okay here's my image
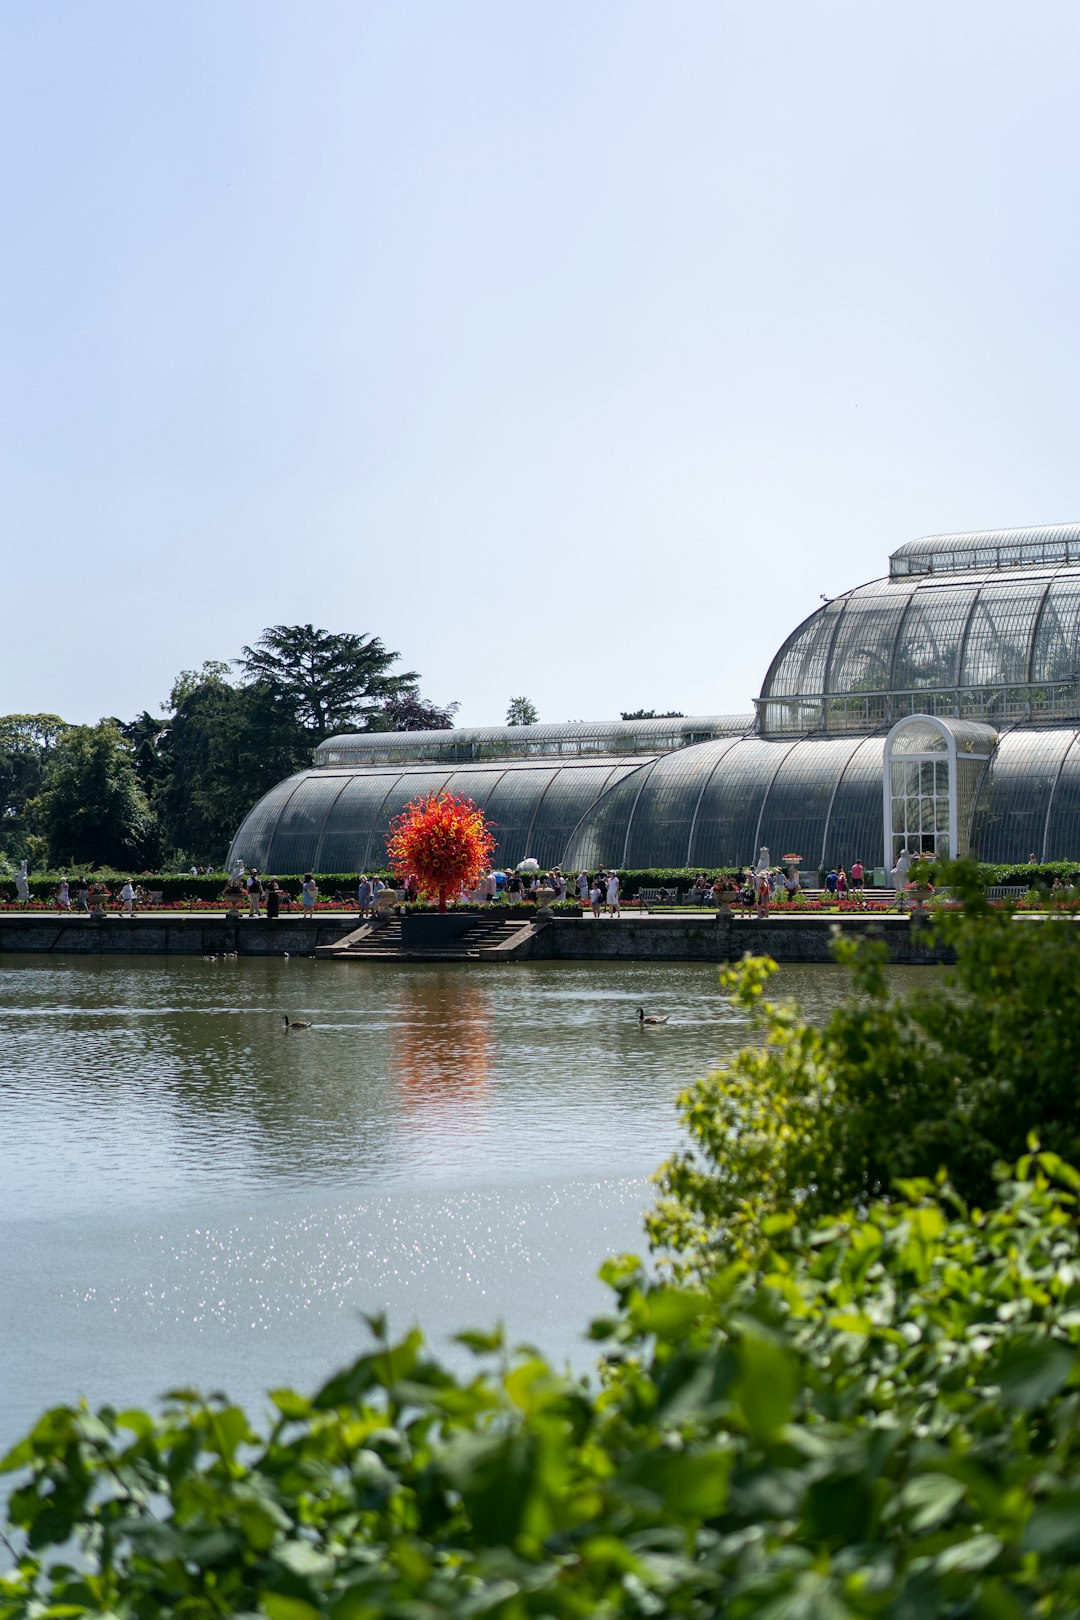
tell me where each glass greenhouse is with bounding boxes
[228,523,1080,873]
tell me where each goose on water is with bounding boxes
[282,1015,313,1031]
[637,1008,669,1025]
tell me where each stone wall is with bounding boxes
[525,915,954,966]
[0,912,955,966]
[0,916,343,956]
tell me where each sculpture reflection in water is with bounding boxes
[387,975,491,1118]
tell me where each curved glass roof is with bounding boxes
[759,558,1080,735]
[230,733,900,877]
[228,719,1080,876]
[314,716,753,767]
[561,735,886,870]
[228,756,657,874]
[891,523,1080,577]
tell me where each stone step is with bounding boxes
[319,911,540,962]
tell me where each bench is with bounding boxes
[986,885,1029,904]
[142,891,165,907]
[634,888,686,910]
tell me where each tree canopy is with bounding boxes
[506,696,538,726]
[33,723,156,869]
[240,625,419,740]
[0,623,459,869]
[620,708,685,720]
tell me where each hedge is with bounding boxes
[5,861,1080,907]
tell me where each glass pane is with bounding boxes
[970,731,1068,862]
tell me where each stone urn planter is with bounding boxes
[907,885,934,916]
[535,883,556,918]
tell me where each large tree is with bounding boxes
[33,722,156,869]
[157,671,309,862]
[0,713,71,859]
[239,625,419,740]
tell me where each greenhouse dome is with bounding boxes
[227,523,1080,874]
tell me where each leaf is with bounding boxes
[935,1532,1002,1573]
[630,1288,711,1340]
[454,1326,505,1355]
[1022,1490,1080,1554]
[276,1540,335,1580]
[262,1595,324,1620]
[269,1389,312,1421]
[620,1448,731,1519]
[901,1473,967,1531]
[990,1336,1076,1410]
[733,1330,798,1439]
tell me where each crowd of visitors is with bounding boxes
[0,858,897,917]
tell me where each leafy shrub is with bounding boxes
[649,860,1080,1267]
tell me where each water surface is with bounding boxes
[0,954,926,1450]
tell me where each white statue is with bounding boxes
[14,860,29,902]
[757,845,770,871]
[230,857,246,882]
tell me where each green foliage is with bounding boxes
[7,872,394,903]
[0,714,71,859]
[157,675,310,862]
[650,860,1080,1267]
[240,625,419,741]
[9,1160,1080,1614]
[619,708,686,720]
[506,696,538,726]
[31,723,157,870]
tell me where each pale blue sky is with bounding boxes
[3,3,1079,728]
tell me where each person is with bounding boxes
[578,870,590,902]
[301,872,319,918]
[825,867,838,896]
[76,877,89,913]
[190,865,198,878]
[589,881,603,918]
[783,867,800,903]
[836,866,848,898]
[606,869,621,917]
[850,858,864,890]
[357,874,372,916]
[119,879,136,918]
[247,868,264,918]
[266,879,280,921]
[54,878,70,912]
[1029,852,1038,864]
[756,867,771,917]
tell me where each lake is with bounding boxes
[0,954,925,1453]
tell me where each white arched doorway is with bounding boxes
[883,715,997,869]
